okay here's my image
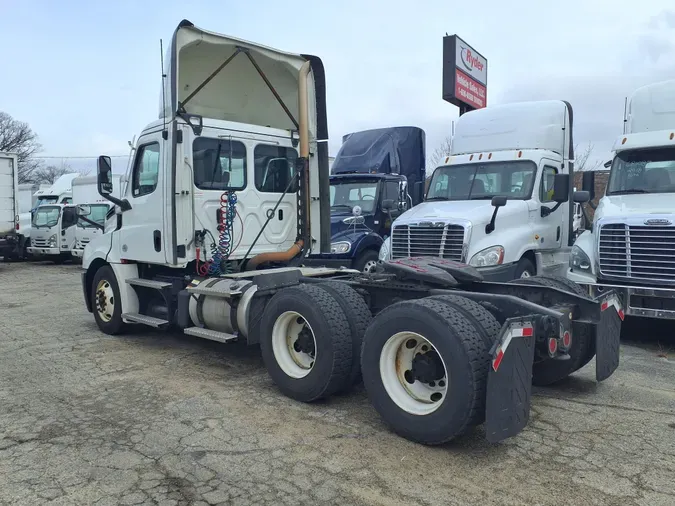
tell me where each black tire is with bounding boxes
[429,294,501,349]
[353,249,379,273]
[21,239,30,261]
[513,256,536,278]
[508,275,593,385]
[315,281,372,387]
[259,284,353,402]
[361,298,490,445]
[91,265,127,335]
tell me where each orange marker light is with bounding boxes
[621,137,627,144]
[479,153,483,160]
[518,151,522,158]
[470,154,474,161]
[488,153,492,159]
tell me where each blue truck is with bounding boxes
[309,126,426,271]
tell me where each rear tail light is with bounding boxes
[547,337,558,357]
[562,331,571,349]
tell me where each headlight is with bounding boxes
[469,246,504,267]
[331,241,351,254]
[569,245,591,271]
[48,234,57,247]
[379,236,391,262]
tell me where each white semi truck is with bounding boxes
[568,79,675,320]
[70,175,123,260]
[0,152,20,260]
[80,19,623,445]
[379,100,588,281]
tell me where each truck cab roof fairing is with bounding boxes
[159,20,319,137]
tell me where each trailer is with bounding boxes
[0,152,20,260]
[80,19,624,445]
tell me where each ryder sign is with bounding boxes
[443,35,488,112]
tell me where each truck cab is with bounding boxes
[380,100,586,280]
[27,203,79,262]
[316,126,425,272]
[568,79,675,320]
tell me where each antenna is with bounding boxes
[622,96,628,134]
[451,121,455,137]
[160,39,167,137]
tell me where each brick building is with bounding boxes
[574,170,610,220]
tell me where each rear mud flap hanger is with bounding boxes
[176,45,300,141]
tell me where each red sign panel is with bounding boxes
[455,68,486,110]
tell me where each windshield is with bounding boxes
[426,161,537,201]
[32,206,60,228]
[330,181,379,213]
[607,147,675,195]
[78,204,110,228]
[35,196,58,207]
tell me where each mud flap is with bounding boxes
[485,319,536,443]
[595,295,623,382]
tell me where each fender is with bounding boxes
[352,232,384,258]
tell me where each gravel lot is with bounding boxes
[1,261,674,506]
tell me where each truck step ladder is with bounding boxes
[122,313,169,328]
[184,327,238,343]
[187,284,242,299]
[126,278,172,289]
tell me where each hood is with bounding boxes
[330,212,372,236]
[596,194,675,220]
[394,199,528,226]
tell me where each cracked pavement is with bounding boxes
[1,261,674,505]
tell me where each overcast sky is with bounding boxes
[1,0,674,174]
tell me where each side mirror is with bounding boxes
[381,199,395,211]
[97,156,113,196]
[76,204,91,217]
[491,195,507,207]
[573,190,590,203]
[582,171,596,201]
[603,159,612,169]
[552,173,570,203]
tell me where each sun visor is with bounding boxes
[159,20,317,135]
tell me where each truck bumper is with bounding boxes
[567,269,675,320]
[27,246,61,256]
[477,262,518,282]
[71,248,84,259]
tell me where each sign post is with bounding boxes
[442,35,488,116]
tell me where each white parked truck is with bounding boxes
[379,100,589,280]
[28,203,79,262]
[70,175,122,259]
[17,175,78,260]
[568,79,675,320]
[0,152,20,260]
[80,19,623,445]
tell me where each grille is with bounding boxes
[599,223,675,283]
[32,238,48,247]
[391,223,465,261]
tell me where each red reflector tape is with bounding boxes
[492,350,504,372]
[618,309,625,321]
[601,301,609,311]
[522,326,534,337]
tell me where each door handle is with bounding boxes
[153,230,162,252]
[278,209,283,220]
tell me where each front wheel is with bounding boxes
[91,265,127,335]
[513,257,536,278]
[353,249,379,273]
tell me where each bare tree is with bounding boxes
[0,111,43,183]
[575,142,602,172]
[31,161,89,184]
[427,136,453,172]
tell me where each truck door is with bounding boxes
[531,162,564,250]
[61,206,78,251]
[117,131,167,263]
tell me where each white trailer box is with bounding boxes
[0,152,20,259]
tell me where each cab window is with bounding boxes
[193,138,247,191]
[131,142,160,197]
[254,145,298,193]
[540,166,558,203]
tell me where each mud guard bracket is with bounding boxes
[485,318,536,443]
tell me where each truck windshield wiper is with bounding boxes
[608,189,649,195]
[425,196,450,201]
[469,195,497,200]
